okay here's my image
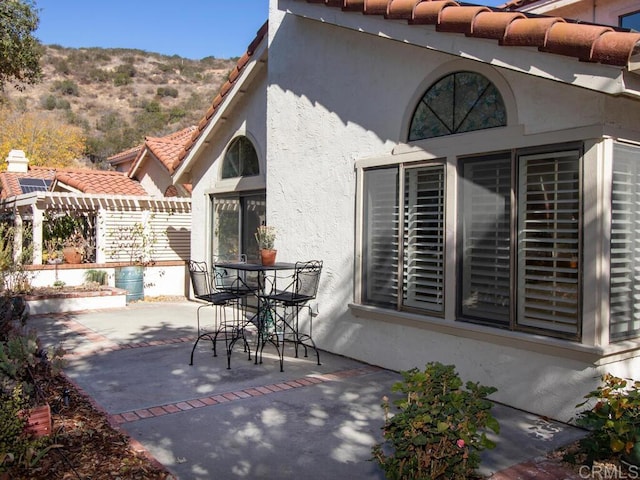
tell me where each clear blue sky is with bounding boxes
[34,0,507,60]
[34,0,270,60]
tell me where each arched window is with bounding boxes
[221,136,259,179]
[408,71,506,142]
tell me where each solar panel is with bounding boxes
[18,178,52,193]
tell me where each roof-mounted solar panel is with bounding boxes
[18,178,52,193]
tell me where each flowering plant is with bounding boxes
[255,225,276,250]
[372,362,499,479]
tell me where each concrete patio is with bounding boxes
[29,300,588,479]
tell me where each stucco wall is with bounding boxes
[266,5,640,421]
[137,157,172,197]
[189,67,268,264]
[524,0,639,27]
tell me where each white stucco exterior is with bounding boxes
[182,0,640,422]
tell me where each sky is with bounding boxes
[33,0,507,60]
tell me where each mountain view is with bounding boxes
[0,45,238,168]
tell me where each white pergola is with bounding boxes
[0,191,192,265]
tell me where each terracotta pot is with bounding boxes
[260,249,277,266]
[21,404,52,438]
[62,246,83,264]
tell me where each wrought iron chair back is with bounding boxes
[292,260,322,303]
[188,260,215,301]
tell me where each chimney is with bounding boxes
[6,150,29,173]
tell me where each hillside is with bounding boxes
[1,45,238,167]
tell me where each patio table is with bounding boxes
[214,261,296,368]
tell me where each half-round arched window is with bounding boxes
[221,136,259,179]
[408,71,506,142]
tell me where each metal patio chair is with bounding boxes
[259,260,323,371]
[188,260,249,369]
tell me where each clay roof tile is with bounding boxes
[363,0,389,15]
[541,22,614,61]
[591,31,640,67]
[469,11,526,40]
[502,16,565,46]
[386,0,429,20]
[411,1,461,26]
[438,5,492,34]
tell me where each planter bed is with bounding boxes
[25,287,127,315]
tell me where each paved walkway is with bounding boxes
[29,300,588,479]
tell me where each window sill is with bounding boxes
[349,303,640,365]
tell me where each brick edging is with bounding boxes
[112,365,383,425]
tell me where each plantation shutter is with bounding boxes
[402,164,445,312]
[461,155,511,324]
[363,168,399,307]
[517,150,580,338]
[610,142,640,341]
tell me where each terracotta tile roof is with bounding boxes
[0,166,55,199]
[106,144,142,166]
[139,125,197,175]
[53,169,147,195]
[301,0,640,67]
[0,165,148,199]
[176,21,269,168]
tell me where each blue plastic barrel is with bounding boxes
[114,266,144,303]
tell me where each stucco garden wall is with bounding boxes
[266,6,640,421]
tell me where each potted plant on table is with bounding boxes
[255,225,277,266]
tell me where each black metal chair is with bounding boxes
[188,260,249,369]
[259,260,323,371]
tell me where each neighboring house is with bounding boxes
[108,126,195,198]
[105,145,142,173]
[174,0,640,421]
[0,149,191,269]
[0,149,147,199]
[502,0,640,30]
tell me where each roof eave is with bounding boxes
[286,0,639,98]
[173,40,268,185]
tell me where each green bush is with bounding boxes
[156,87,178,98]
[372,362,499,480]
[53,79,79,96]
[40,95,56,110]
[575,373,640,465]
[113,72,131,86]
[0,385,47,473]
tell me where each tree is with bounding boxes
[0,107,86,169]
[0,0,43,91]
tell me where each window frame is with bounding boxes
[361,160,447,316]
[620,9,640,31]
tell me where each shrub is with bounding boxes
[40,95,56,110]
[83,270,107,286]
[0,385,47,473]
[575,373,640,466]
[53,80,80,97]
[53,79,79,96]
[113,72,131,86]
[156,87,178,98]
[372,362,499,480]
[115,63,136,78]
